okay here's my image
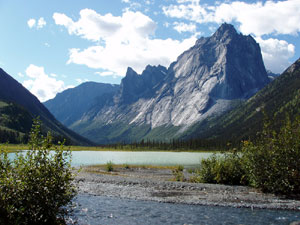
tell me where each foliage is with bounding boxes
[0,119,77,224]
[242,115,300,195]
[193,152,247,185]
[105,161,114,172]
[172,165,185,182]
[123,163,130,169]
[194,115,300,196]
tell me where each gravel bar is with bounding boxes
[75,167,300,211]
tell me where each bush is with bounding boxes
[242,116,300,195]
[123,163,130,169]
[194,152,247,185]
[195,115,300,196]
[0,119,77,224]
[106,161,114,172]
[172,165,185,182]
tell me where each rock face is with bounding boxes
[48,23,270,144]
[183,57,300,142]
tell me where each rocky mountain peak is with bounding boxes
[117,65,167,104]
[125,67,138,78]
[212,23,238,42]
[50,23,273,144]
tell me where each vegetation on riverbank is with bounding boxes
[193,115,300,196]
[0,119,77,224]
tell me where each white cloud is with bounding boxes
[76,78,89,84]
[95,71,115,77]
[54,9,197,75]
[163,0,300,36]
[163,0,300,73]
[255,37,295,73]
[37,17,46,29]
[27,17,46,29]
[27,19,36,28]
[23,64,72,102]
[173,22,196,33]
[18,72,24,77]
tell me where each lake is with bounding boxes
[9,151,215,167]
[70,151,214,167]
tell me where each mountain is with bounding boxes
[267,70,280,81]
[44,82,119,127]
[47,23,270,144]
[183,57,300,143]
[0,68,92,145]
[0,100,33,143]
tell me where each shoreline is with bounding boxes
[75,166,300,211]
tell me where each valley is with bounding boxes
[1,19,300,225]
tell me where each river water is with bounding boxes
[70,194,300,225]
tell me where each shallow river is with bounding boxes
[70,194,300,225]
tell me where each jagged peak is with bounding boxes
[125,67,138,77]
[212,23,238,41]
[143,64,167,74]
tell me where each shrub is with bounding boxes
[123,163,130,169]
[0,119,77,224]
[172,165,185,182]
[195,152,247,185]
[195,115,300,196]
[106,161,114,172]
[242,116,300,195]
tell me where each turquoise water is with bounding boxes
[9,151,214,167]
[70,151,214,166]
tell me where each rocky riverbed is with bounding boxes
[75,166,300,211]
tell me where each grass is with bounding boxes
[0,144,28,152]
[84,164,177,171]
[68,145,220,152]
[2,144,221,153]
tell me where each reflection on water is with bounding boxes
[70,194,300,225]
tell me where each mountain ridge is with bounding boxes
[0,68,93,145]
[44,82,119,127]
[182,57,300,143]
[45,23,270,144]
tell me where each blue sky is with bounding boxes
[0,0,299,102]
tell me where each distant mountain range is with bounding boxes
[44,82,119,127]
[0,68,92,145]
[45,23,274,144]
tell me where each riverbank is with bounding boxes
[75,166,300,211]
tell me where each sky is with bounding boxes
[0,0,300,102]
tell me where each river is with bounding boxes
[69,194,300,225]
